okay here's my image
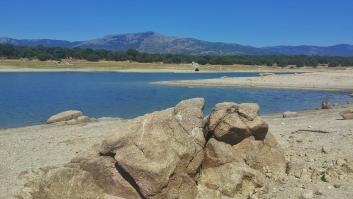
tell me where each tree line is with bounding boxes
[1,43,353,67]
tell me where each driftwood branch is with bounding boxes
[292,129,332,134]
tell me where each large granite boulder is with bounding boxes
[99,98,206,198]
[197,102,285,198]
[18,99,286,199]
[207,102,268,145]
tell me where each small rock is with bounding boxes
[321,146,329,154]
[282,111,298,118]
[249,193,259,199]
[301,190,314,199]
[333,184,341,188]
[314,190,323,195]
[322,173,331,182]
[336,159,346,166]
[339,109,353,120]
[47,110,83,124]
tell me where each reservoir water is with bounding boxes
[0,72,351,128]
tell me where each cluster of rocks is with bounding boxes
[47,110,91,125]
[19,98,287,199]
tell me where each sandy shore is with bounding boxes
[1,105,353,198]
[156,70,353,92]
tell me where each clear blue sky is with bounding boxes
[1,0,352,47]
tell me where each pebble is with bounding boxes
[301,190,314,199]
[314,190,323,196]
[336,159,346,166]
[322,173,331,182]
[321,146,329,154]
[334,184,341,188]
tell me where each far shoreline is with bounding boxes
[0,59,346,73]
[155,70,353,92]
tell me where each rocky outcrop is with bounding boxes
[47,110,91,124]
[19,99,286,199]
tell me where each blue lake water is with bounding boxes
[0,72,352,128]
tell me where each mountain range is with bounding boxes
[1,32,353,56]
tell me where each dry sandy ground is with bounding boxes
[156,70,353,91]
[263,104,353,199]
[0,118,124,199]
[0,105,353,199]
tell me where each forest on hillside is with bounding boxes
[1,44,353,67]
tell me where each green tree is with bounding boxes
[37,52,51,61]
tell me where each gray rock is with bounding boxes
[322,146,330,154]
[47,110,83,124]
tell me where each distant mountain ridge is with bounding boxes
[1,32,353,56]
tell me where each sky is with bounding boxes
[0,0,352,47]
